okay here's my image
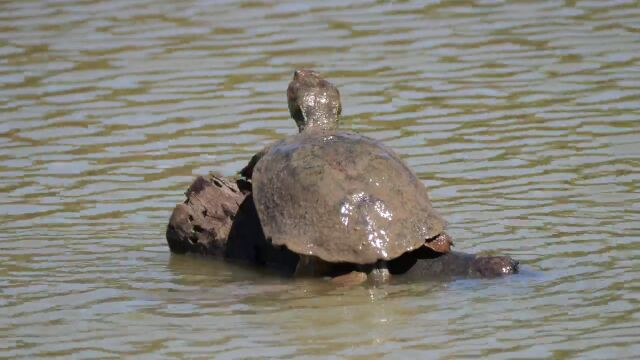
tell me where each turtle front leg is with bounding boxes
[240,145,272,179]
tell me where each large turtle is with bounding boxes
[241,70,453,282]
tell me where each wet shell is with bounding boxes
[252,130,446,264]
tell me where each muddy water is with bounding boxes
[1,0,639,358]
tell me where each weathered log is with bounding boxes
[166,174,243,256]
[166,173,300,275]
[166,174,518,279]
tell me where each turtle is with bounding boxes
[241,69,453,283]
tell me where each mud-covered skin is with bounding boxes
[287,69,342,132]
[241,69,341,178]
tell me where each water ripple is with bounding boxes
[1,0,639,358]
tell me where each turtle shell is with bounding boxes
[252,130,446,264]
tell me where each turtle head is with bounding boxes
[287,69,342,132]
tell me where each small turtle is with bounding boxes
[241,70,452,283]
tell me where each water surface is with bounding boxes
[1,0,639,358]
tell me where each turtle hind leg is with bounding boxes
[368,260,391,282]
[346,260,391,284]
[331,271,368,286]
[294,255,353,277]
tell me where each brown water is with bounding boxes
[1,0,639,358]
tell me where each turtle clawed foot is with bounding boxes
[472,255,519,277]
[330,271,368,287]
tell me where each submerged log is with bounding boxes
[166,174,518,279]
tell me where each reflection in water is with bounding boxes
[1,0,639,358]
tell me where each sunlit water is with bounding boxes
[1,0,639,358]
